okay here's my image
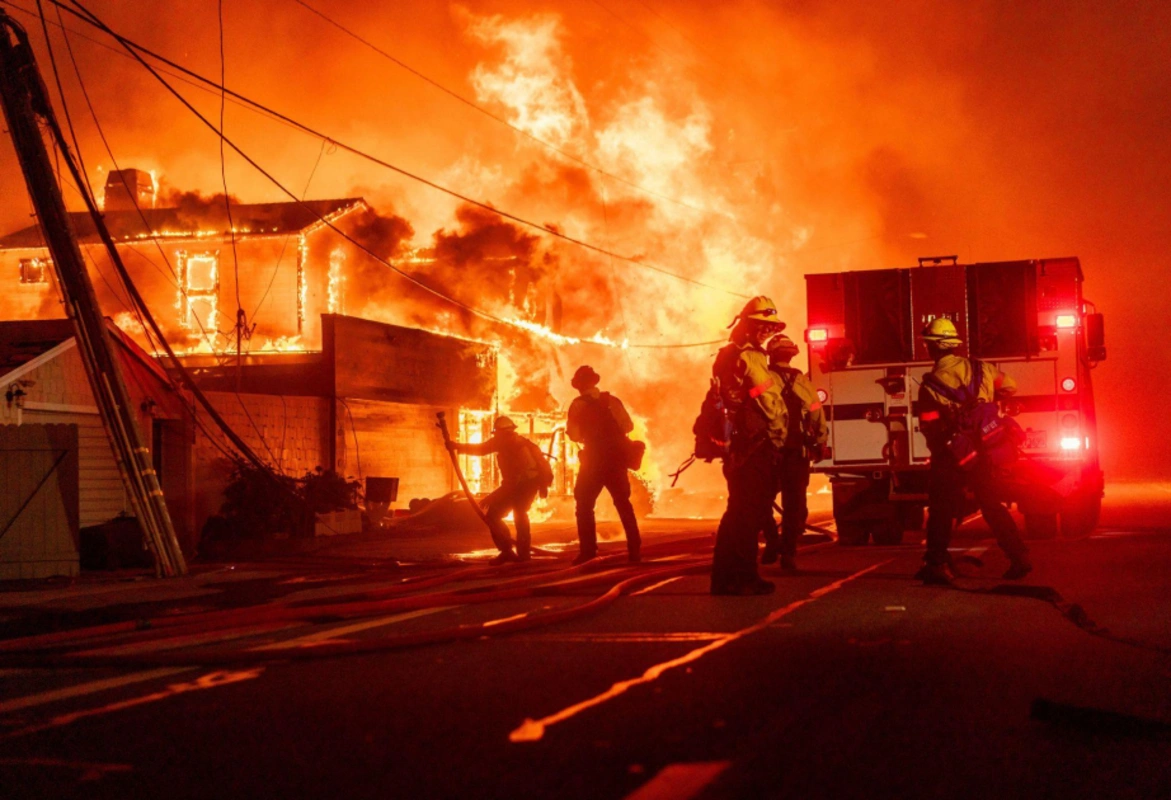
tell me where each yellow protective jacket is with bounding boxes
[713,340,788,449]
[772,366,829,450]
[458,433,542,487]
[917,354,1017,447]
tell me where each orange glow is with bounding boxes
[0,1,1165,486]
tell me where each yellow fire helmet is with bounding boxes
[729,295,785,330]
[920,317,963,348]
[767,333,800,361]
[493,416,518,433]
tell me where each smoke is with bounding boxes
[0,0,1165,479]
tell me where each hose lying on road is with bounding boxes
[0,558,712,669]
[0,537,718,660]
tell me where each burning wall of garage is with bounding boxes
[178,314,499,540]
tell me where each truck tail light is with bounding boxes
[1060,437,1081,451]
[806,328,829,343]
[1061,377,1076,392]
[1055,314,1078,329]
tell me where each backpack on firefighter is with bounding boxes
[921,359,1023,470]
[692,378,734,462]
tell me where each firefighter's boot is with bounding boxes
[917,563,954,586]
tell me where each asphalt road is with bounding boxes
[2,487,1170,799]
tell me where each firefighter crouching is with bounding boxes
[567,365,642,565]
[710,296,789,595]
[446,416,553,565]
[917,318,1032,585]
[760,333,828,571]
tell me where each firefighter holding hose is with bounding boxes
[760,333,828,571]
[446,416,553,565]
[710,296,788,595]
[917,318,1032,585]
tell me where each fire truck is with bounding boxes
[804,256,1106,545]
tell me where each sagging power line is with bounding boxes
[45,0,750,303]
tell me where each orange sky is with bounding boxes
[0,0,1166,479]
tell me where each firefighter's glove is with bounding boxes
[538,486,549,499]
[445,441,458,452]
[809,444,825,463]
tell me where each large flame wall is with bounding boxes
[0,1,1166,481]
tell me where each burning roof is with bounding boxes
[0,197,365,250]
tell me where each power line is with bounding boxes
[288,0,730,221]
[43,0,227,356]
[45,0,748,301]
[78,0,732,350]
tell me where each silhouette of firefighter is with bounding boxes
[916,318,1032,585]
[710,296,788,595]
[567,365,642,565]
[446,416,553,565]
[760,333,828,571]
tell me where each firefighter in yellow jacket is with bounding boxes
[917,318,1031,585]
[761,333,829,570]
[446,416,549,565]
[710,296,788,595]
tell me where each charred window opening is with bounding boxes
[967,261,1039,358]
[844,269,912,364]
[18,257,50,284]
[177,250,220,332]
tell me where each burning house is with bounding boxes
[0,169,370,351]
[0,170,605,556]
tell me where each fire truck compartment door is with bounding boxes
[910,265,968,362]
[828,368,888,465]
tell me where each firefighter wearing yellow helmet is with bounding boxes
[759,333,829,570]
[916,317,1031,585]
[446,415,554,565]
[708,296,788,595]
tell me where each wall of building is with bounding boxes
[335,398,456,506]
[0,423,79,580]
[191,391,331,537]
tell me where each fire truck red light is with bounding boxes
[1060,437,1081,451]
[806,328,829,343]
[1055,314,1077,329]
[1062,413,1079,429]
[1061,377,1077,392]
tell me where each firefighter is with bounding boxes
[567,365,642,564]
[917,318,1032,585]
[760,333,829,571]
[446,416,551,565]
[710,296,788,595]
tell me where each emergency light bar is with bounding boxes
[1055,314,1078,329]
[806,328,829,343]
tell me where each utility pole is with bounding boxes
[0,12,187,576]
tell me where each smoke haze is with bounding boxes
[0,0,1166,480]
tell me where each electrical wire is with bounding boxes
[54,0,750,303]
[67,0,741,350]
[216,0,243,344]
[288,0,730,221]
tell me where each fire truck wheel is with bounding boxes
[1024,512,1059,540]
[1059,493,1101,540]
[835,519,870,546]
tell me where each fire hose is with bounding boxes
[0,554,713,669]
[0,537,720,664]
[436,410,494,533]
